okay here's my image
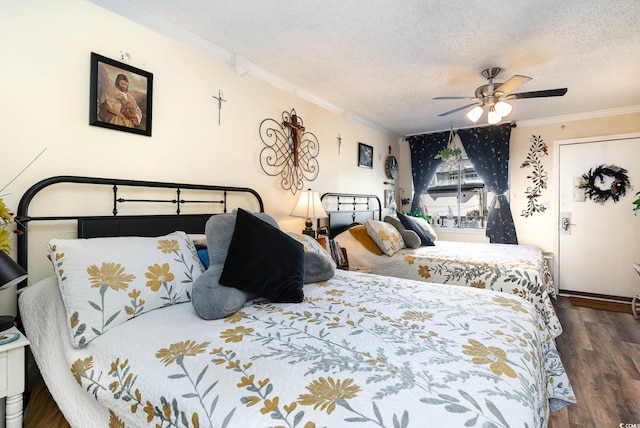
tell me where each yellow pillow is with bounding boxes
[348,225,384,255]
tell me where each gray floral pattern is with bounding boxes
[68,270,574,427]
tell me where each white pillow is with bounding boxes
[412,216,438,241]
[365,219,405,256]
[48,231,203,347]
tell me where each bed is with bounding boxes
[16,177,574,427]
[322,193,562,339]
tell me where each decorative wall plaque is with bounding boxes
[259,109,319,194]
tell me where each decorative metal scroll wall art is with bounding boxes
[578,164,631,204]
[520,135,549,217]
[259,109,320,194]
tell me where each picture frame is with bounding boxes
[384,190,395,208]
[358,142,373,168]
[89,52,153,136]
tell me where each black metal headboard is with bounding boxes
[320,192,382,238]
[15,176,264,288]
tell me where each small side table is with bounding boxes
[0,327,30,428]
[632,263,640,320]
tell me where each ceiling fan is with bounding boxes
[434,67,567,124]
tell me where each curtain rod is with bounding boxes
[403,121,516,140]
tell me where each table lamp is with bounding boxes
[0,251,28,332]
[290,189,328,238]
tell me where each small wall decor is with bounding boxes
[578,164,631,204]
[520,135,549,217]
[259,109,319,195]
[385,146,399,179]
[89,52,153,136]
[212,89,227,125]
[358,143,373,168]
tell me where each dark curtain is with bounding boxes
[457,123,518,244]
[406,131,449,213]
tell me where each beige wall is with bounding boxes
[0,0,401,315]
[0,1,398,269]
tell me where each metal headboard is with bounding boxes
[15,176,264,288]
[320,192,382,238]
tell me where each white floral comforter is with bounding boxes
[335,232,562,339]
[20,270,574,428]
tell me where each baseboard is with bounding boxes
[568,296,632,314]
[559,290,633,313]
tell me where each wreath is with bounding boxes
[578,164,631,204]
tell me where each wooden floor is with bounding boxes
[550,296,640,427]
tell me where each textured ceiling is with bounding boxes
[92,0,640,136]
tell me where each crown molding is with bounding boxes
[88,0,396,138]
[516,105,640,127]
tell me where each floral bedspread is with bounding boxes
[335,233,562,338]
[58,270,574,427]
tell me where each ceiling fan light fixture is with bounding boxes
[487,106,502,125]
[494,100,512,117]
[466,105,484,122]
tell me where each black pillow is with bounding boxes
[220,208,305,302]
[398,213,435,246]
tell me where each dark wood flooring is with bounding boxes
[550,296,640,427]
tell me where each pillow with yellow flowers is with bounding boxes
[48,231,203,348]
[365,219,405,256]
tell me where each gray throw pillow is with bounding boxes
[191,211,279,320]
[384,215,421,248]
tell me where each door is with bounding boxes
[557,133,640,298]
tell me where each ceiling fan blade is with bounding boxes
[433,96,475,100]
[438,103,478,117]
[507,88,568,99]
[495,75,532,94]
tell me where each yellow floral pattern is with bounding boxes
[87,262,135,291]
[66,270,574,427]
[365,220,404,255]
[48,232,203,347]
[298,377,361,414]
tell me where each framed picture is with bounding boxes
[358,143,373,168]
[384,190,395,208]
[89,52,153,136]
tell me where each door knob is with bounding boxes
[561,217,575,231]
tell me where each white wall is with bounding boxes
[0,0,399,304]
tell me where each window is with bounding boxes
[424,158,494,229]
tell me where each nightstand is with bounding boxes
[0,327,29,428]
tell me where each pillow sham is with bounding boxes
[348,225,384,255]
[411,216,438,242]
[48,231,203,348]
[384,216,421,249]
[287,232,336,283]
[220,208,305,303]
[397,213,435,246]
[191,210,280,320]
[365,219,405,256]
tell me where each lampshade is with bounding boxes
[494,101,512,117]
[0,251,27,290]
[487,106,502,125]
[291,189,327,237]
[466,105,484,123]
[290,189,328,219]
